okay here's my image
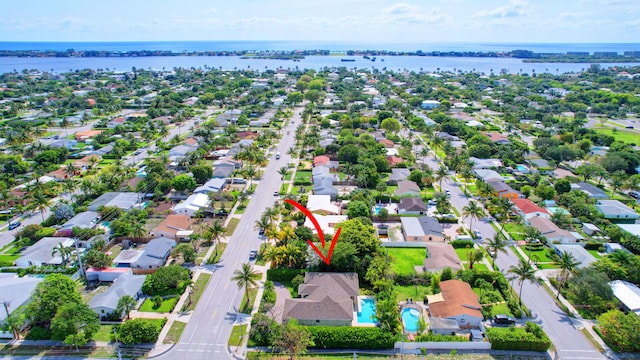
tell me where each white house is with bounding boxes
[173,193,210,217]
[609,280,640,316]
[0,274,43,335]
[512,199,551,222]
[306,195,341,215]
[89,273,146,319]
[304,214,347,234]
[15,237,75,267]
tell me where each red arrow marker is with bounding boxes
[285,199,341,265]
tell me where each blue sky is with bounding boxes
[1,0,638,43]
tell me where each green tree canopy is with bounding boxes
[50,303,100,341]
[26,274,82,326]
[172,174,197,192]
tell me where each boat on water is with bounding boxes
[371,57,376,62]
[363,55,370,60]
[341,58,356,62]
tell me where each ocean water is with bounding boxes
[1,41,639,74]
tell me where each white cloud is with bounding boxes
[383,3,421,15]
[473,0,530,18]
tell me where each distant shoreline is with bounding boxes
[2,49,640,63]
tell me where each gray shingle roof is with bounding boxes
[283,273,359,322]
[89,273,146,313]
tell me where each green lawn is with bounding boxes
[470,263,489,272]
[386,248,426,275]
[239,288,258,314]
[139,296,178,313]
[92,324,117,342]
[587,249,603,259]
[283,172,293,181]
[228,324,247,346]
[489,302,514,317]
[182,273,212,312]
[225,218,240,236]
[504,222,527,241]
[525,248,555,263]
[163,321,187,344]
[208,242,227,264]
[454,248,470,262]
[291,185,311,195]
[0,254,19,264]
[395,285,432,303]
[294,170,312,182]
[594,127,639,145]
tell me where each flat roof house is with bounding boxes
[283,273,359,326]
[609,280,640,316]
[173,193,210,217]
[401,216,444,242]
[395,180,421,198]
[428,280,483,329]
[194,178,227,194]
[88,192,142,212]
[306,195,341,215]
[304,214,347,234]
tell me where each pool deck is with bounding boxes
[353,295,377,327]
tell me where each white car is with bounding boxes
[473,229,482,238]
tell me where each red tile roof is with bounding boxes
[387,156,403,166]
[313,155,330,167]
[429,280,482,320]
[512,198,550,215]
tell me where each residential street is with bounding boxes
[421,153,606,360]
[154,108,301,360]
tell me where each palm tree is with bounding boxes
[30,193,51,222]
[485,235,509,268]
[278,166,288,180]
[553,251,581,299]
[467,247,484,270]
[129,222,147,238]
[462,201,484,231]
[116,295,137,319]
[204,220,225,255]
[508,259,537,308]
[435,165,450,190]
[52,242,72,264]
[231,263,262,308]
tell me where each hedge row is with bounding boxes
[414,333,468,342]
[450,240,475,249]
[306,326,396,349]
[266,268,306,282]
[486,322,550,351]
[584,241,604,251]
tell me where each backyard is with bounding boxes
[139,296,178,313]
[386,247,426,276]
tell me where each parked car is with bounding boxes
[249,249,258,260]
[494,314,515,325]
[473,229,483,239]
[8,221,21,230]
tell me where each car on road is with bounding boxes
[473,229,482,239]
[626,125,634,129]
[214,210,229,217]
[445,189,451,196]
[494,314,515,325]
[249,249,258,260]
[273,191,279,196]
[275,152,281,160]
[8,221,21,230]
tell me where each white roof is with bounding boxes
[609,280,640,315]
[618,224,640,237]
[0,275,43,322]
[173,193,210,212]
[306,195,340,215]
[304,214,347,234]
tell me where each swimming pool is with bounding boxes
[516,165,529,173]
[357,298,377,324]
[402,308,421,333]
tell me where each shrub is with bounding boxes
[450,240,474,249]
[414,333,468,342]
[117,318,164,345]
[306,326,396,349]
[142,265,191,296]
[25,326,51,340]
[34,227,56,240]
[584,241,603,250]
[266,268,306,282]
[486,321,550,351]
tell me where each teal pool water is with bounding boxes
[402,308,420,332]
[516,165,529,172]
[357,298,377,324]
[546,206,570,215]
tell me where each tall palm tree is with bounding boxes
[462,201,484,231]
[52,242,72,264]
[435,165,450,190]
[30,193,51,222]
[231,263,262,308]
[508,259,537,308]
[553,251,581,299]
[278,166,288,180]
[116,295,137,319]
[204,220,225,255]
[485,235,508,268]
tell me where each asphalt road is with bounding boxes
[421,152,605,360]
[156,108,301,360]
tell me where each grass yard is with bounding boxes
[594,127,639,145]
[291,185,311,195]
[294,170,312,183]
[0,254,19,264]
[228,324,247,346]
[525,248,556,263]
[587,249,603,259]
[503,222,527,241]
[239,288,259,314]
[139,296,178,313]
[470,263,489,272]
[182,273,211,312]
[489,302,514,317]
[92,324,117,342]
[163,321,187,344]
[283,171,292,181]
[386,248,426,275]
[208,242,227,264]
[454,248,470,262]
[395,284,432,303]
[225,218,240,236]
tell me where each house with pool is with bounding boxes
[283,272,376,327]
